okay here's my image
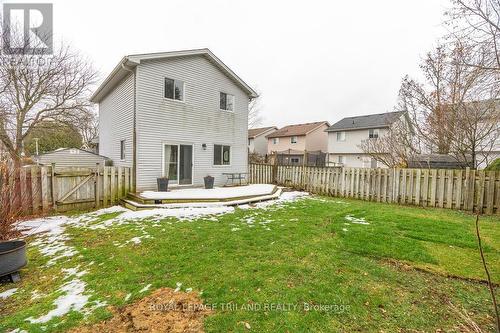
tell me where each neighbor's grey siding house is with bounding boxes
[91,49,258,191]
[34,148,112,169]
[248,126,277,155]
[326,111,406,168]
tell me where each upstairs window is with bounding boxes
[214,144,231,165]
[338,155,345,164]
[369,129,379,139]
[291,136,298,144]
[164,78,184,101]
[220,92,234,111]
[120,140,126,160]
[272,138,279,145]
[336,131,346,142]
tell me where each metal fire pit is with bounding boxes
[0,240,27,283]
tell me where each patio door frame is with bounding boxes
[161,142,194,186]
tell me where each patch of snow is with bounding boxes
[139,284,151,293]
[129,237,143,245]
[26,279,88,324]
[124,293,132,301]
[231,227,240,231]
[141,184,275,200]
[253,191,309,209]
[185,288,192,292]
[342,228,348,232]
[174,282,182,292]
[345,215,370,225]
[0,288,18,299]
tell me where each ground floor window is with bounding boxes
[214,145,231,165]
[120,140,125,160]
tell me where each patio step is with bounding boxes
[120,187,283,211]
[126,185,280,205]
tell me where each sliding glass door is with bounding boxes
[163,144,192,185]
[179,145,192,185]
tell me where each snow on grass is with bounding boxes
[253,191,309,209]
[345,215,370,225]
[0,288,18,299]
[26,278,88,324]
[141,184,275,200]
[139,284,152,293]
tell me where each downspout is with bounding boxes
[121,62,137,192]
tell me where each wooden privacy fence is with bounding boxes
[248,163,500,214]
[1,164,132,215]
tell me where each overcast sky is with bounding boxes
[50,0,448,127]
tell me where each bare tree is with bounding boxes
[248,92,263,129]
[358,115,419,168]
[396,42,499,168]
[79,107,99,150]
[0,28,97,165]
[446,0,500,71]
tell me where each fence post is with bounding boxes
[95,163,101,208]
[51,163,57,210]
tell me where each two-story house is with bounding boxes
[326,111,406,168]
[266,121,330,165]
[248,126,277,156]
[91,49,258,191]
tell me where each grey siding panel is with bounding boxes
[36,150,109,169]
[98,73,134,168]
[135,55,249,191]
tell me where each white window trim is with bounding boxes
[219,92,235,112]
[120,140,126,161]
[163,77,185,103]
[291,136,298,144]
[336,131,346,142]
[272,138,279,145]
[369,128,380,139]
[212,144,232,167]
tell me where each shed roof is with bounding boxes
[326,111,405,132]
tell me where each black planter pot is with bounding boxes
[204,176,214,189]
[157,177,169,192]
[0,240,27,282]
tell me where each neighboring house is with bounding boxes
[91,48,258,191]
[248,126,277,155]
[34,148,112,169]
[326,111,406,168]
[267,121,329,153]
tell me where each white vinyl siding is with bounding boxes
[98,73,134,168]
[135,55,249,190]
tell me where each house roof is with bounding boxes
[248,126,277,139]
[90,48,258,103]
[266,121,330,139]
[326,111,405,132]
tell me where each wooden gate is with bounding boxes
[0,164,133,215]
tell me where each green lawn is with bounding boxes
[1,194,499,332]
